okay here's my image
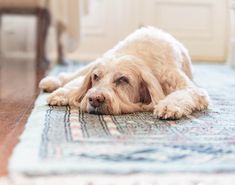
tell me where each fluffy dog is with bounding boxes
[39,27,209,119]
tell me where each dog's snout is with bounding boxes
[88,92,105,108]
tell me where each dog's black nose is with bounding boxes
[88,93,105,108]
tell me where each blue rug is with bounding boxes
[9,64,235,175]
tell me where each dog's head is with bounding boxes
[72,55,164,114]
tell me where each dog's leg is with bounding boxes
[47,76,85,106]
[154,69,209,119]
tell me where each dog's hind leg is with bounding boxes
[39,62,97,92]
[39,72,80,93]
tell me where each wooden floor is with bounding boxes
[0,57,45,176]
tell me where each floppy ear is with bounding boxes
[68,64,96,106]
[76,73,92,103]
[139,80,151,104]
[139,66,165,105]
[121,55,165,105]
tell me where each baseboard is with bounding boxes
[0,53,35,60]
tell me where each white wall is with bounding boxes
[227,0,235,66]
[73,0,229,62]
[0,0,229,62]
[0,15,36,59]
[0,14,58,63]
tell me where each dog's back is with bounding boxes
[106,26,193,79]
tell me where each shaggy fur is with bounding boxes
[39,27,209,119]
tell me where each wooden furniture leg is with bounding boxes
[57,22,66,65]
[0,14,2,57]
[36,8,50,69]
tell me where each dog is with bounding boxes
[39,27,209,119]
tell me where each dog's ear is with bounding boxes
[139,66,165,105]
[76,72,92,103]
[123,55,165,105]
[139,80,151,104]
[69,63,98,106]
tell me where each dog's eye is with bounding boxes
[115,76,129,85]
[93,74,99,81]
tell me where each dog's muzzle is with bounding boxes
[88,92,106,114]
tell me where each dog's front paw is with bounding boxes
[47,88,69,106]
[154,100,187,119]
[39,76,61,92]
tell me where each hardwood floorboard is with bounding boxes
[0,58,45,176]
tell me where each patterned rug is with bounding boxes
[9,64,235,176]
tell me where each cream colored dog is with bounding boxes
[39,27,209,119]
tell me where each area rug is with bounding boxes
[8,64,235,183]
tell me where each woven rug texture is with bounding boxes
[9,64,235,176]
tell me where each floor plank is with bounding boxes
[0,58,45,176]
